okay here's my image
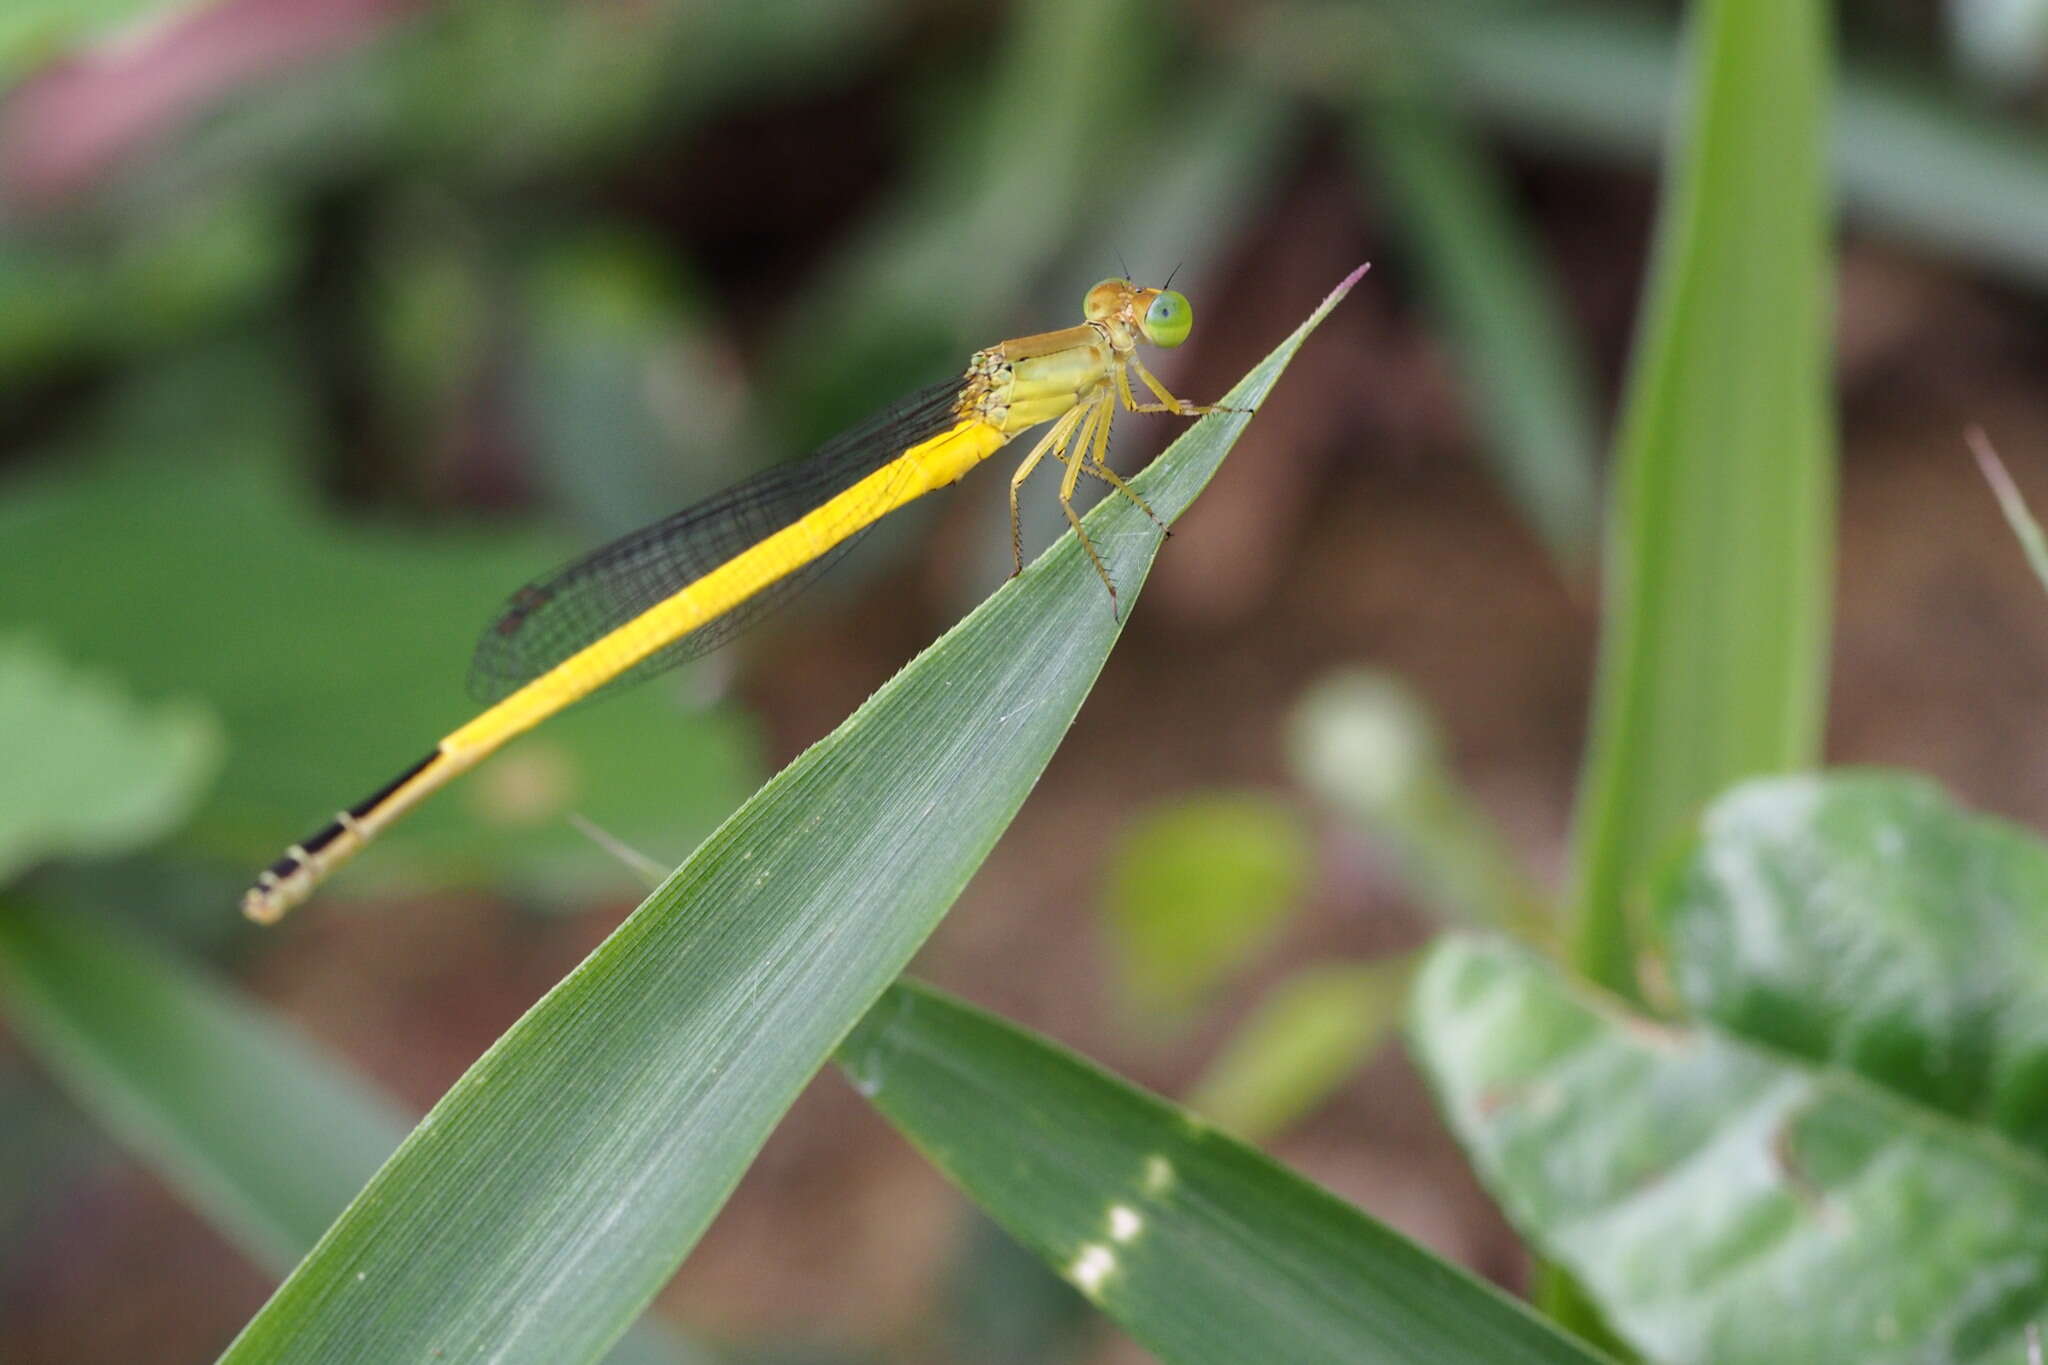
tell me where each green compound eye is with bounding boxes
[1142,289,1192,348]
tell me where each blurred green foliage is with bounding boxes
[0,0,186,89]
[1101,793,1313,1023]
[843,978,1610,1365]
[1417,775,2048,1363]
[1971,429,2048,602]
[5,0,2048,1359]
[0,637,219,883]
[213,266,1362,1365]
[1186,958,1414,1141]
[1568,0,1835,993]
[1951,0,2048,88]
[0,650,711,1363]
[0,346,758,901]
[1289,670,1552,941]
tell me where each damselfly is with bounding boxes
[244,278,1226,922]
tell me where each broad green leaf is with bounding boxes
[1288,669,1551,941]
[1351,95,1600,566]
[1101,793,1312,1020]
[1664,773,2048,1152]
[840,979,1612,1365]
[0,346,757,903]
[0,637,219,884]
[1187,958,1413,1142]
[0,899,707,1365]
[1414,773,2048,1364]
[218,268,1367,1365]
[1569,0,1835,992]
[0,901,410,1273]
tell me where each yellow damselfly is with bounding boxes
[244,277,1227,923]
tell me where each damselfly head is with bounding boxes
[1083,278,1194,349]
[1083,276,1138,322]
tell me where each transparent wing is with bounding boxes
[468,377,967,705]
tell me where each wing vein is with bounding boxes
[467,376,968,705]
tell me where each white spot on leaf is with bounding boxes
[1069,1244,1117,1296]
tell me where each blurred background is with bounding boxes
[4,0,2048,1360]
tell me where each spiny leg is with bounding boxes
[1117,355,1242,417]
[1131,354,1228,415]
[1078,388,1170,537]
[1057,393,1106,498]
[1008,403,1090,577]
[1057,392,1121,614]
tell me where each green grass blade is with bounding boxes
[0,900,710,1365]
[1185,957,1414,1142]
[0,347,757,901]
[0,627,697,1358]
[1352,95,1602,566]
[0,901,406,1273]
[1969,428,2048,601]
[1569,0,1835,992]
[218,267,1367,1365]
[839,979,1612,1365]
[1423,2,2048,289]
